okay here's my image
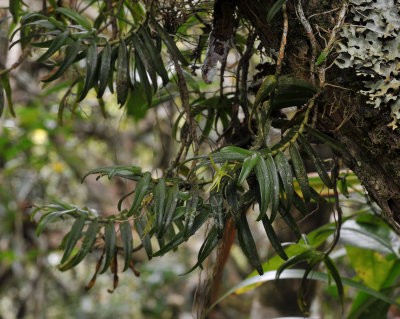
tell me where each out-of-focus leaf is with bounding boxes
[274,150,294,210]
[154,178,166,236]
[61,214,86,263]
[97,41,111,98]
[253,75,277,108]
[120,221,133,271]
[255,155,271,221]
[126,82,148,121]
[0,81,4,117]
[151,18,188,66]
[116,39,129,106]
[10,0,21,23]
[78,40,98,101]
[55,7,92,31]
[100,221,116,274]
[1,74,15,117]
[237,213,263,275]
[267,0,288,22]
[238,154,258,185]
[127,172,151,217]
[290,142,311,202]
[58,220,99,271]
[323,256,344,304]
[37,30,70,62]
[262,215,288,260]
[298,134,333,188]
[82,165,141,182]
[42,39,82,82]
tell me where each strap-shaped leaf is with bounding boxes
[139,26,169,86]
[289,142,311,202]
[36,208,76,236]
[58,220,99,271]
[305,124,347,153]
[37,30,70,62]
[100,221,116,274]
[134,51,152,105]
[135,215,152,260]
[127,172,151,217]
[42,39,82,82]
[61,214,86,263]
[238,154,258,185]
[255,155,271,221]
[82,165,142,182]
[151,18,188,66]
[161,184,180,236]
[261,215,288,260]
[97,42,111,98]
[274,151,294,210]
[78,40,98,101]
[182,226,219,275]
[276,250,316,280]
[0,81,4,117]
[55,7,92,31]
[293,191,307,216]
[154,178,166,236]
[253,75,278,108]
[153,206,211,256]
[183,187,200,237]
[278,203,301,239]
[120,221,133,271]
[210,190,224,238]
[225,178,239,222]
[323,256,344,304]
[298,134,333,188]
[116,39,129,106]
[237,213,264,275]
[267,0,289,22]
[131,32,158,91]
[1,74,15,117]
[266,155,280,222]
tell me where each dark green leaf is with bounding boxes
[161,183,179,236]
[276,250,316,280]
[42,39,82,83]
[116,39,129,106]
[290,142,311,202]
[237,213,263,275]
[293,191,307,216]
[36,209,76,236]
[37,30,70,62]
[82,165,141,182]
[278,203,301,239]
[55,7,92,31]
[254,155,271,221]
[1,74,15,117]
[154,178,166,236]
[135,51,152,105]
[305,125,347,153]
[210,190,224,238]
[238,154,258,185]
[261,215,288,260]
[267,0,288,22]
[266,155,280,222]
[61,214,86,263]
[253,75,278,108]
[184,187,200,237]
[298,134,333,188]
[127,172,151,217]
[78,41,98,101]
[135,215,152,260]
[274,151,294,210]
[120,221,133,271]
[100,221,116,274]
[97,41,112,98]
[151,18,188,66]
[323,256,344,304]
[10,0,20,23]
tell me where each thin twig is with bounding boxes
[275,4,288,76]
[295,0,317,84]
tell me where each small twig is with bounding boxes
[295,0,317,84]
[275,4,288,76]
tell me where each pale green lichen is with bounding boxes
[335,0,400,129]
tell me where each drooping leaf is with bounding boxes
[237,213,263,275]
[290,142,311,202]
[81,165,142,182]
[61,214,86,263]
[278,203,302,239]
[276,250,316,280]
[210,190,224,238]
[184,187,200,237]
[323,256,344,304]
[1,74,15,117]
[154,178,166,236]
[253,75,278,108]
[42,39,82,82]
[120,221,133,271]
[298,134,333,188]
[151,18,188,66]
[305,124,347,154]
[254,155,271,221]
[58,220,99,271]
[0,82,4,117]
[36,208,76,236]
[161,183,180,236]
[55,7,92,31]
[116,39,129,106]
[100,221,116,274]
[274,151,294,210]
[134,51,152,105]
[261,215,288,260]
[10,0,21,23]
[267,0,289,22]
[37,30,70,62]
[238,154,258,185]
[78,40,98,101]
[266,154,280,222]
[97,41,112,98]
[135,215,152,260]
[127,172,152,217]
